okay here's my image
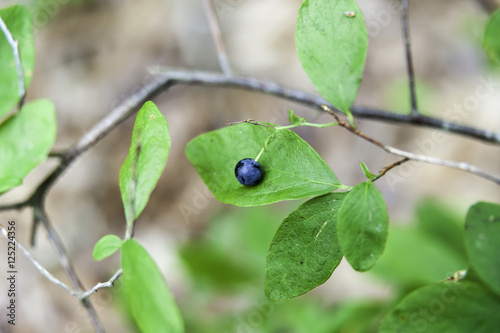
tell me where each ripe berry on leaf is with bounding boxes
[235,158,263,186]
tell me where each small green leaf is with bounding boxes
[288,109,306,125]
[296,0,368,113]
[121,239,184,333]
[93,234,123,261]
[464,202,500,296]
[337,182,388,272]
[119,101,170,225]
[265,192,346,301]
[185,123,342,207]
[359,161,376,180]
[380,281,500,332]
[0,99,56,194]
[483,9,500,65]
[0,5,35,119]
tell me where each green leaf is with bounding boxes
[93,234,123,261]
[337,182,388,272]
[288,109,306,125]
[483,9,500,65]
[121,239,184,333]
[119,101,171,225]
[0,5,35,119]
[380,281,500,332]
[265,192,346,301]
[296,0,368,113]
[359,161,376,180]
[185,123,342,207]
[464,202,500,296]
[0,99,56,194]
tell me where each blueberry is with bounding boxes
[235,158,263,186]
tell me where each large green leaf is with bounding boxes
[0,99,56,194]
[0,5,35,119]
[337,182,388,272]
[296,0,368,113]
[121,239,184,333]
[119,101,170,225]
[483,9,500,65]
[265,192,345,301]
[185,123,342,207]
[464,202,500,296]
[380,281,500,332]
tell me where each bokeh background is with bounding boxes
[0,0,500,332]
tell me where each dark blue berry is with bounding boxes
[235,158,263,186]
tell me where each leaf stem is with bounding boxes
[275,121,338,130]
[255,146,265,162]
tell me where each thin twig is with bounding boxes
[203,0,232,75]
[0,16,26,106]
[80,269,123,299]
[321,105,500,185]
[372,158,410,182]
[149,69,500,144]
[401,0,418,116]
[0,223,75,294]
[33,207,105,333]
[0,222,122,300]
[476,0,498,13]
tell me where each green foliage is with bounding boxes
[359,161,376,180]
[483,9,500,65]
[464,202,500,296]
[380,281,500,332]
[180,205,388,333]
[416,199,466,258]
[337,182,389,272]
[288,109,306,125]
[180,206,283,292]
[121,239,184,333]
[371,201,468,287]
[296,0,367,114]
[185,123,343,207]
[0,5,35,119]
[119,101,171,225]
[93,234,123,261]
[372,227,467,288]
[265,193,345,300]
[0,99,56,194]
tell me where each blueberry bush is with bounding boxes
[1,0,500,332]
